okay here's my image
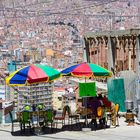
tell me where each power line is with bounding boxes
[0,0,119,18]
[1,0,116,10]
[52,0,119,14]
[0,0,129,19]
[0,11,139,19]
[1,0,54,9]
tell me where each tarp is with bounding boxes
[119,70,136,101]
[119,71,136,108]
[107,78,126,112]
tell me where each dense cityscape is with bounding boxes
[0,0,140,70]
[0,0,140,139]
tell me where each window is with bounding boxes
[58,97,62,101]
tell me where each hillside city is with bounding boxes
[0,1,140,138]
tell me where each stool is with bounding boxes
[126,113,135,126]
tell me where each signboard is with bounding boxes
[79,82,96,97]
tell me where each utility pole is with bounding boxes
[136,35,140,122]
[136,35,140,99]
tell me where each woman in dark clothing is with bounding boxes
[87,97,102,127]
[87,97,102,116]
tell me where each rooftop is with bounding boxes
[84,28,140,38]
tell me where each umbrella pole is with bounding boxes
[35,85,40,134]
[82,77,91,131]
[84,77,88,126]
[17,91,19,111]
[35,86,39,127]
[83,77,92,131]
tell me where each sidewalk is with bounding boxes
[0,117,140,140]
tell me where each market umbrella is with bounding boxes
[6,64,61,86]
[61,62,112,78]
[61,62,112,127]
[61,62,112,98]
[6,64,61,130]
[6,63,61,109]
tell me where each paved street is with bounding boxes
[1,117,140,140]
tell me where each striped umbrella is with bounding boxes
[6,64,61,86]
[61,62,112,78]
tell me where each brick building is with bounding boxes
[84,29,140,76]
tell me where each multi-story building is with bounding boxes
[16,82,53,111]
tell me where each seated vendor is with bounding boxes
[87,97,102,127]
